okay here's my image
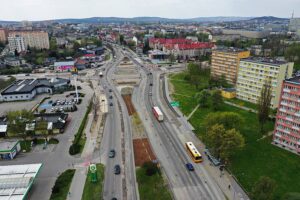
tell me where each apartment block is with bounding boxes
[211,48,250,85]
[8,35,26,53]
[9,31,49,49]
[273,77,300,154]
[0,28,8,42]
[236,58,294,108]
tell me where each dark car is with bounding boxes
[186,163,194,171]
[114,165,121,174]
[109,95,113,99]
[149,83,153,86]
[110,102,113,106]
[109,89,112,92]
[111,198,117,200]
[109,149,115,158]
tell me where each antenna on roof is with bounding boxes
[292,10,294,19]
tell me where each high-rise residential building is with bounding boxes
[8,35,26,53]
[9,31,49,49]
[236,58,294,108]
[273,76,300,154]
[211,48,250,85]
[289,18,300,37]
[0,28,8,42]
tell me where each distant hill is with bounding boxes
[248,16,288,21]
[51,16,253,23]
[0,16,254,24]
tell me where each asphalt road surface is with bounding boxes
[126,49,226,200]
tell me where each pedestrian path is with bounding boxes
[187,104,200,120]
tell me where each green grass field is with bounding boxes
[136,167,172,200]
[170,72,300,199]
[82,164,105,200]
[50,169,75,200]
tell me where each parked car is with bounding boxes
[114,165,121,174]
[110,102,113,106]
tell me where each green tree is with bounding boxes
[211,90,223,111]
[205,124,245,161]
[195,90,210,108]
[190,75,201,90]
[257,80,272,133]
[119,34,124,45]
[169,53,176,63]
[251,176,277,200]
[187,63,201,76]
[204,112,244,131]
[7,110,35,148]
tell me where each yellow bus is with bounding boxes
[185,142,202,163]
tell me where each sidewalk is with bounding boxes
[165,74,250,200]
[67,78,105,200]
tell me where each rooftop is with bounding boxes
[241,57,289,65]
[1,78,69,95]
[0,163,42,200]
[213,47,247,53]
[0,140,19,151]
[285,76,300,85]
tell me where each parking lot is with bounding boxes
[38,92,83,113]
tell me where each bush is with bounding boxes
[69,143,80,155]
[142,162,159,176]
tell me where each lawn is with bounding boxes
[82,164,105,200]
[170,72,300,199]
[225,97,258,110]
[20,138,59,152]
[136,167,172,200]
[50,169,75,200]
[169,72,205,116]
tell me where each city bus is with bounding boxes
[185,142,202,163]
[152,106,163,122]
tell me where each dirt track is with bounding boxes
[122,95,136,115]
[133,138,157,166]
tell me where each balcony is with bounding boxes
[283,88,291,93]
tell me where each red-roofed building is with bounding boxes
[149,38,214,59]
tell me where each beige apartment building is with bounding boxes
[236,58,294,108]
[0,28,8,42]
[9,31,49,49]
[211,48,250,85]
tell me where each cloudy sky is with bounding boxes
[1,0,299,21]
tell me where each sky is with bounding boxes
[1,0,300,21]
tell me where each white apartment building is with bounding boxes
[236,58,294,108]
[8,35,26,53]
[9,31,50,49]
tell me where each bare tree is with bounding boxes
[257,80,272,133]
[93,95,99,121]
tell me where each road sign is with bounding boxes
[170,101,179,107]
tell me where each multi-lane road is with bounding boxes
[125,48,226,200]
[99,47,138,200]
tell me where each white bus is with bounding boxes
[152,106,163,121]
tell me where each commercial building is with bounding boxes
[9,31,50,49]
[8,35,27,53]
[54,61,76,72]
[0,78,70,102]
[0,140,21,160]
[211,48,250,84]
[0,28,8,42]
[273,76,300,154]
[0,163,42,199]
[236,58,294,108]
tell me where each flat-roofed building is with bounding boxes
[236,57,294,108]
[273,76,300,154]
[8,35,27,53]
[9,31,50,49]
[0,163,42,199]
[0,140,21,160]
[0,28,8,42]
[0,78,70,102]
[211,48,250,85]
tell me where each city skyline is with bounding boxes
[0,0,299,21]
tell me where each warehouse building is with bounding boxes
[0,78,70,102]
[0,140,21,160]
[0,163,43,199]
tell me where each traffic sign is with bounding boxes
[170,101,179,107]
